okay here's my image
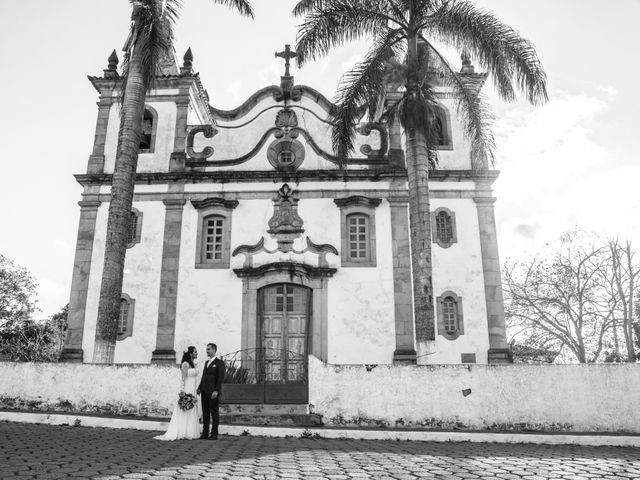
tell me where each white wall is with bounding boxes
[3,361,639,434]
[425,196,490,364]
[82,201,165,363]
[308,357,640,433]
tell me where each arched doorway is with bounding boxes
[259,283,311,403]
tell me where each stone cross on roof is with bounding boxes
[275,44,297,77]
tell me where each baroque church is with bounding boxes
[61,45,509,402]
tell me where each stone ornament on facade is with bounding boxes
[267,184,305,252]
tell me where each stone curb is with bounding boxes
[2,411,639,447]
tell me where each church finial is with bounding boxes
[104,49,120,79]
[180,47,194,76]
[274,44,301,102]
[460,50,475,74]
[275,44,297,77]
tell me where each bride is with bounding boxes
[154,346,201,441]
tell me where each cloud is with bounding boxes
[493,89,640,259]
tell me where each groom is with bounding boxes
[198,342,225,440]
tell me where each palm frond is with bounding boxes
[418,37,496,170]
[121,0,181,109]
[213,0,254,19]
[292,0,324,17]
[329,29,406,165]
[295,0,405,66]
[424,0,547,105]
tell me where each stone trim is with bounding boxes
[190,198,239,210]
[139,105,158,154]
[474,186,509,363]
[151,198,186,364]
[75,169,500,186]
[436,291,464,340]
[126,207,143,249]
[233,262,337,279]
[193,199,236,269]
[334,197,381,268]
[432,207,457,248]
[389,199,416,364]
[117,293,135,341]
[60,200,102,363]
[238,270,329,363]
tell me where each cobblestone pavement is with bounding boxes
[2,422,639,480]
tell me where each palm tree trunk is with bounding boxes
[93,45,147,363]
[404,30,435,342]
[405,124,436,342]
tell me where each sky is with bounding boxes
[0,0,638,318]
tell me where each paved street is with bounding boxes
[1,422,639,480]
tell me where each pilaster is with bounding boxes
[389,195,417,364]
[151,195,186,364]
[474,181,510,363]
[87,95,113,174]
[60,199,101,362]
[169,92,190,173]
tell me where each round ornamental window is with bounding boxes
[267,139,305,171]
[279,150,295,165]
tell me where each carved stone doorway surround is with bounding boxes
[234,264,333,363]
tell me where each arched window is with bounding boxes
[437,291,464,340]
[118,299,129,335]
[428,105,452,149]
[442,296,458,334]
[203,215,225,262]
[126,208,143,248]
[117,294,135,340]
[347,213,370,261]
[139,107,157,152]
[432,207,457,248]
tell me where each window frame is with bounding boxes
[432,207,457,248]
[192,198,239,269]
[334,196,381,268]
[139,106,158,154]
[432,104,453,150]
[126,207,143,248]
[117,293,135,341]
[436,291,464,340]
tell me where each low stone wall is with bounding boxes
[308,357,640,433]
[1,360,639,433]
[0,362,178,417]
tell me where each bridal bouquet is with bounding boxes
[177,392,196,411]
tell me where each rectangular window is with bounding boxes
[348,214,369,260]
[204,217,224,261]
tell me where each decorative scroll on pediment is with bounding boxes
[358,122,389,158]
[232,237,338,269]
[186,124,217,160]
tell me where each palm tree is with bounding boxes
[294,0,547,343]
[93,0,254,363]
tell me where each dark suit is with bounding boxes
[198,357,225,437]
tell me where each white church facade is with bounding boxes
[61,47,509,402]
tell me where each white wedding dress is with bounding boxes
[154,362,200,441]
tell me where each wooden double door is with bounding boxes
[258,283,310,403]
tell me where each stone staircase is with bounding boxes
[219,404,323,427]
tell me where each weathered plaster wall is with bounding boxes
[82,201,165,363]
[308,357,640,433]
[3,361,639,433]
[0,362,178,417]
[103,100,177,174]
[426,197,490,364]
